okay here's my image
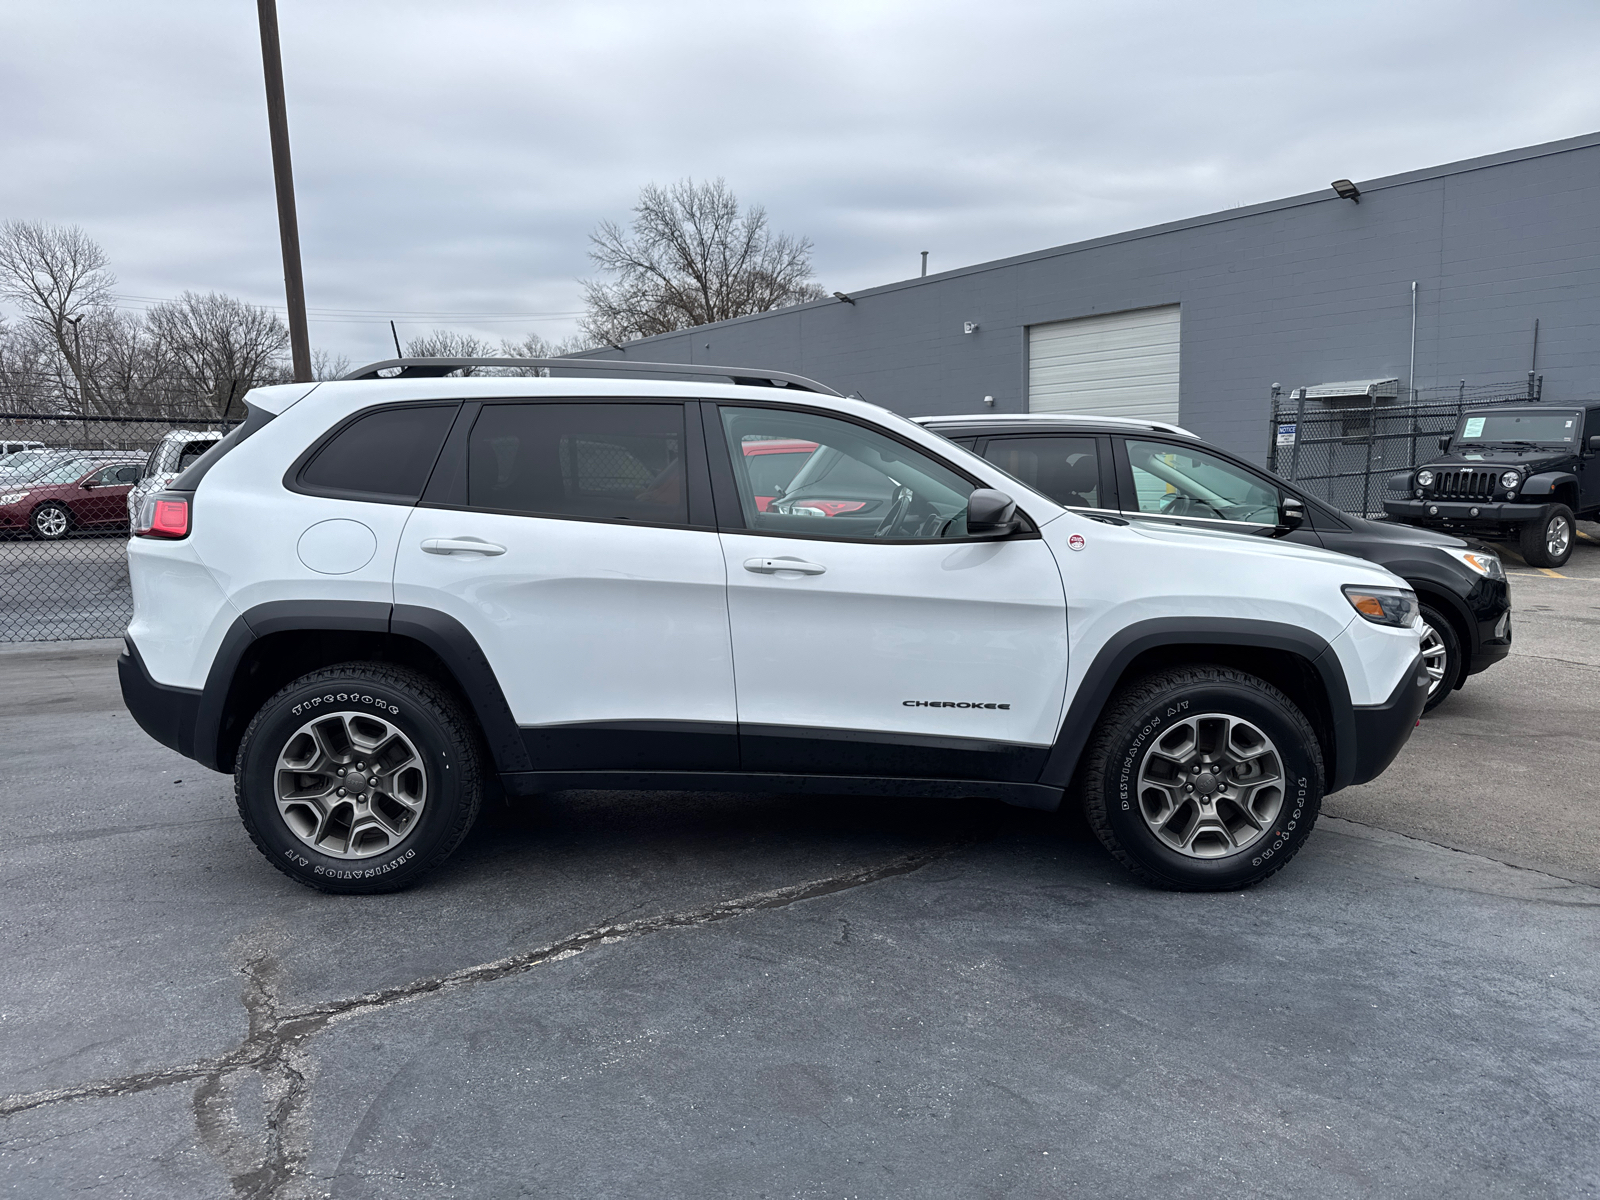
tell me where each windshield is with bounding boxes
[1455,410,1579,446]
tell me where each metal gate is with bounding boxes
[1266,376,1545,517]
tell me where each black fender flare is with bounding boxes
[1038,617,1357,794]
[1519,471,1577,500]
[193,600,530,774]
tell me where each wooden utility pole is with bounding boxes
[256,0,312,382]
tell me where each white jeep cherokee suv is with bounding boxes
[120,358,1428,894]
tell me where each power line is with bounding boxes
[106,293,583,322]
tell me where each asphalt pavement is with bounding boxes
[1,532,1597,1198]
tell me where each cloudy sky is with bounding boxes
[4,0,1599,363]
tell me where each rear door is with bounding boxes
[394,398,738,772]
[974,434,1118,516]
[708,402,1068,781]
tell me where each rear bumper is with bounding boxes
[118,639,201,760]
[1347,651,1430,787]
[1383,499,1540,526]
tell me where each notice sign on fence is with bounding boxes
[1276,423,1297,447]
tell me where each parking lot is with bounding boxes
[1,530,1596,1199]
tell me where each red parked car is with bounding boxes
[740,438,867,516]
[0,456,143,540]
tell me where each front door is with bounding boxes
[395,399,738,771]
[708,403,1068,781]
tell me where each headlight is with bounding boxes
[1500,470,1520,491]
[1343,584,1420,628]
[1415,469,1434,488]
[1446,547,1505,580]
[0,491,28,505]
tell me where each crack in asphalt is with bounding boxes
[0,837,974,1198]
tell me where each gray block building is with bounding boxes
[586,130,1600,464]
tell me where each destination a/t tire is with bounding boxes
[1080,665,1324,891]
[234,663,483,894]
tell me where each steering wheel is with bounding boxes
[874,485,914,538]
[1160,494,1224,519]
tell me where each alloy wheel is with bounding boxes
[1135,713,1285,859]
[1547,514,1572,559]
[33,505,68,538]
[274,711,428,859]
[1419,621,1449,696]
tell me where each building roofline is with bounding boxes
[585,128,1600,356]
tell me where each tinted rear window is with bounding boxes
[467,402,686,523]
[300,404,457,500]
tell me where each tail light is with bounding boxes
[134,492,191,539]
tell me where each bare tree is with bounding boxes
[144,291,290,418]
[0,221,117,411]
[312,348,351,380]
[581,178,827,345]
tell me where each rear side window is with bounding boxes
[299,404,457,501]
[982,436,1101,508]
[466,402,687,524]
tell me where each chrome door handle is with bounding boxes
[743,556,825,575]
[422,537,506,556]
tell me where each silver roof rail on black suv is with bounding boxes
[341,357,843,396]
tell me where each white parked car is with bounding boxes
[126,428,223,525]
[120,359,1428,894]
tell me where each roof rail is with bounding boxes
[340,357,842,396]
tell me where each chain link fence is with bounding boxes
[1265,376,1546,517]
[0,404,238,642]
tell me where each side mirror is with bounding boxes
[966,488,1019,537]
[1588,435,1600,453]
[1438,435,1451,451]
[1276,496,1305,534]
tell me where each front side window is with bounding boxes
[1125,440,1280,526]
[720,407,978,540]
[87,464,134,486]
[982,436,1101,509]
[467,402,687,524]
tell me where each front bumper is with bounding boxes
[1347,651,1430,787]
[1383,499,1540,525]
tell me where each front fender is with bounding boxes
[1037,617,1357,794]
[1520,471,1577,500]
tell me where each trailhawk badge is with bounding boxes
[1068,533,1086,551]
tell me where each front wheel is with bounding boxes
[30,502,71,540]
[1080,666,1324,891]
[234,663,484,894]
[1418,604,1462,713]
[1519,503,1574,568]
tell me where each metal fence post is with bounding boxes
[1288,390,1306,482]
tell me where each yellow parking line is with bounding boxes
[1579,530,1598,543]
[1539,567,1567,578]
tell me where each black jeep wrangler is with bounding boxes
[1385,402,1600,568]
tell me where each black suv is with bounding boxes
[915,413,1512,713]
[1383,402,1600,568]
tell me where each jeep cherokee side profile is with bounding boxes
[119,359,1429,894]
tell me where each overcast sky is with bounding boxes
[4,0,1600,362]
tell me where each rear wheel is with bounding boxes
[234,663,483,894]
[1418,604,1462,713]
[1080,666,1324,891]
[1519,503,1574,568]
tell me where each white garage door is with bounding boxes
[1027,305,1180,423]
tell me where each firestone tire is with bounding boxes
[1518,503,1574,569]
[234,663,483,894]
[1080,666,1324,891]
